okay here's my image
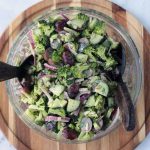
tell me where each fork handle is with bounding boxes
[0,61,19,82]
[116,77,136,131]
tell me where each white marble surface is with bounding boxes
[0,0,150,149]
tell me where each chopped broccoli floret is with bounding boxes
[48,108,66,117]
[57,65,71,79]
[88,17,99,30]
[38,20,55,37]
[104,57,117,70]
[50,84,65,96]
[82,29,91,38]
[96,45,107,60]
[42,77,51,88]
[67,13,89,30]
[43,25,54,37]
[52,50,62,63]
[21,91,35,104]
[34,112,44,126]
[35,43,45,54]
[84,109,98,118]
[78,131,94,141]
[36,97,45,106]
[64,27,79,37]
[83,46,97,62]
[71,63,89,78]
[93,20,106,35]
[75,112,84,132]
[95,95,105,110]
[76,53,88,63]
[90,33,103,45]
[59,32,74,42]
[48,98,67,108]
[108,37,119,49]
[24,109,36,121]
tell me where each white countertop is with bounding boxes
[0,0,150,149]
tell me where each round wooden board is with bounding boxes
[0,0,150,150]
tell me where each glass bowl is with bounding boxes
[6,7,142,143]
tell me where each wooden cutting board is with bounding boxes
[0,0,150,150]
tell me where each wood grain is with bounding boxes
[0,0,150,150]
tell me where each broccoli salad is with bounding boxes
[20,13,120,141]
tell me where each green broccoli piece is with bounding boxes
[93,20,106,35]
[104,57,117,70]
[28,105,45,111]
[35,43,45,54]
[84,109,98,118]
[108,37,119,49]
[34,112,44,126]
[95,95,105,110]
[106,108,114,118]
[71,63,89,78]
[96,45,107,61]
[67,13,89,30]
[48,108,66,117]
[75,112,84,132]
[36,97,45,106]
[76,13,89,21]
[57,65,71,79]
[43,25,54,37]
[57,46,64,55]
[41,110,48,117]
[76,53,88,63]
[88,17,99,30]
[21,91,35,104]
[33,85,42,96]
[42,77,51,88]
[34,28,43,38]
[64,27,79,37]
[48,98,67,108]
[37,20,47,27]
[83,46,97,62]
[96,45,118,70]
[50,85,65,96]
[57,122,65,131]
[52,50,62,63]
[78,131,94,141]
[68,123,75,130]
[82,29,91,38]
[24,109,36,121]
[49,15,64,24]
[85,95,96,107]
[90,33,103,45]
[38,20,54,37]
[59,32,74,42]
[36,61,43,71]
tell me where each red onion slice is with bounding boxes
[44,63,57,71]
[45,116,70,122]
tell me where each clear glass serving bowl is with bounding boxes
[6,7,142,143]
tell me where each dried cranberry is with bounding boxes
[55,19,67,32]
[68,83,80,98]
[62,51,75,66]
[80,93,90,102]
[62,128,78,140]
